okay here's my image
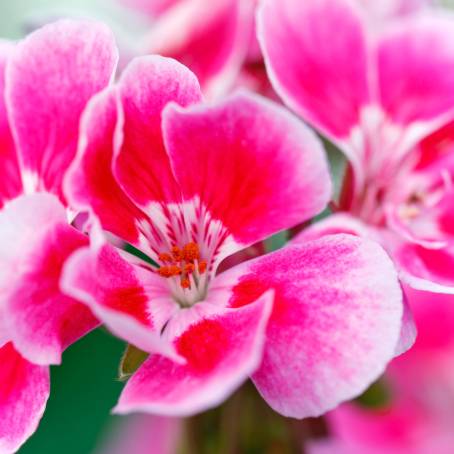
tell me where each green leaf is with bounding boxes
[264,230,289,252]
[118,344,149,381]
[124,243,158,267]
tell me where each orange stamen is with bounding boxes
[181,277,190,289]
[171,246,183,261]
[157,266,172,278]
[157,242,208,288]
[158,252,172,263]
[182,242,199,261]
[184,263,195,274]
[198,260,207,274]
[169,265,182,276]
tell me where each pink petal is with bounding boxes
[394,292,417,356]
[258,0,370,141]
[144,0,253,97]
[292,213,374,243]
[114,291,273,416]
[0,343,49,454]
[0,41,20,208]
[65,88,151,246]
[163,91,331,248]
[293,215,416,357]
[378,13,454,128]
[6,19,118,202]
[357,0,433,22]
[96,415,182,454]
[0,194,98,365]
[228,234,403,418]
[62,238,179,360]
[114,56,202,209]
[397,243,454,294]
[120,0,179,16]
[402,285,454,351]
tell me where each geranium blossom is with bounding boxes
[258,0,454,294]
[0,20,118,452]
[308,287,454,454]
[62,54,404,418]
[119,0,259,97]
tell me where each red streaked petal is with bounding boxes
[163,91,331,249]
[62,239,179,360]
[227,235,403,418]
[0,194,98,365]
[114,55,202,208]
[114,292,273,416]
[64,87,151,246]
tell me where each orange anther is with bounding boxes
[157,266,172,278]
[184,263,195,274]
[182,242,199,261]
[158,252,172,263]
[169,265,182,276]
[181,277,190,289]
[171,246,182,261]
[198,260,207,274]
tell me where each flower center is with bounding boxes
[157,242,208,307]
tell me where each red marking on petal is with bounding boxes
[175,319,229,373]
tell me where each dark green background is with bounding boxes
[19,329,126,453]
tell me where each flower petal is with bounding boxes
[61,237,179,360]
[114,55,202,209]
[0,343,49,454]
[378,13,454,129]
[227,234,403,418]
[293,216,416,357]
[144,0,252,97]
[0,194,98,365]
[163,91,331,249]
[0,41,20,208]
[64,88,151,246]
[6,19,118,202]
[397,243,454,294]
[114,291,273,416]
[120,0,178,16]
[357,0,433,22]
[394,293,417,356]
[258,0,370,141]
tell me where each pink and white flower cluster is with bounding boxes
[2,0,454,450]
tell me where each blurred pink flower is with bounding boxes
[259,0,454,295]
[0,20,118,452]
[357,0,434,23]
[119,0,259,98]
[62,55,404,419]
[308,287,454,454]
[96,415,182,454]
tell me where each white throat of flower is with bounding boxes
[138,197,240,308]
[156,242,209,307]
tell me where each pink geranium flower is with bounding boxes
[308,287,454,454]
[119,0,259,97]
[0,20,118,452]
[62,55,404,418]
[258,0,454,295]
